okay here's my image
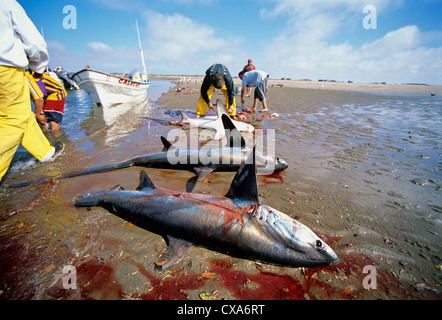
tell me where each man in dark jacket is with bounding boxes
[196,63,237,117]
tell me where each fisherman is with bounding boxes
[196,63,237,118]
[25,70,47,128]
[239,69,270,113]
[241,58,256,97]
[27,70,67,130]
[0,0,65,183]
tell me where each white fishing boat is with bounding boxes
[71,68,150,107]
[72,21,150,107]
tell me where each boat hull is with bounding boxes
[72,69,150,107]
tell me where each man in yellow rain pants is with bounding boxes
[0,0,64,183]
[196,64,237,118]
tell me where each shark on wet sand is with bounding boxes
[179,100,255,140]
[7,115,287,187]
[75,147,339,270]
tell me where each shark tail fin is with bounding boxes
[137,170,157,191]
[160,136,174,151]
[215,99,229,118]
[225,145,259,204]
[221,114,245,149]
[180,111,190,121]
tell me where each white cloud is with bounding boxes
[262,0,397,19]
[83,41,141,72]
[358,27,442,83]
[142,10,245,75]
[261,0,442,84]
[87,42,112,52]
[361,26,421,58]
[46,40,141,73]
[46,40,82,71]
[47,10,246,75]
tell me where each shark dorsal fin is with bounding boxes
[160,136,174,151]
[221,114,245,149]
[215,99,229,118]
[225,146,259,204]
[137,170,157,191]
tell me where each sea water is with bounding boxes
[8,80,174,174]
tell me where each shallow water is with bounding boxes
[267,89,441,297]
[275,91,441,209]
[7,80,173,176]
[0,83,441,300]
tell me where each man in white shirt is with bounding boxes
[239,69,270,113]
[0,0,64,183]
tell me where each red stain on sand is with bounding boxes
[260,171,284,186]
[209,259,306,300]
[135,264,203,300]
[76,260,123,300]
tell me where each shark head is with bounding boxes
[257,205,339,267]
[226,146,339,267]
[254,153,288,174]
[275,157,288,171]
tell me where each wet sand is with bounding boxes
[0,78,440,301]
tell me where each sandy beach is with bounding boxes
[0,76,440,301]
[151,77,442,299]
[150,74,442,95]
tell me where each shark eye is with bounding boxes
[316,240,323,249]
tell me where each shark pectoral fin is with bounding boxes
[160,136,175,151]
[193,167,214,181]
[136,170,157,191]
[210,129,225,141]
[154,236,193,271]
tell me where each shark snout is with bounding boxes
[275,157,288,171]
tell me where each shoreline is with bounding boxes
[152,78,442,300]
[149,74,442,95]
[0,78,440,300]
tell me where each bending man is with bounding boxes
[239,69,269,113]
[196,64,236,117]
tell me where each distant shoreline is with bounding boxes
[148,74,442,95]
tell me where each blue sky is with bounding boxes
[19,0,442,84]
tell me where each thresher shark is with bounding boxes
[75,147,339,270]
[7,113,287,188]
